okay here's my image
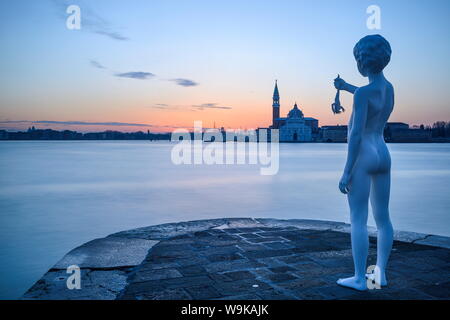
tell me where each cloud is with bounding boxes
[0,120,30,124]
[148,104,183,111]
[148,103,231,111]
[90,60,106,69]
[171,78,199,87]
[192,103,232,110]
[150,104,170,109]
[35,121,153,127]
[94,30,129,41]
[52,0,129,41]
[0,120,197,132]
[115,72,155,80]
[0,120,153,127]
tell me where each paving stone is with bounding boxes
[130,268,183,282]
[223,228,247,234]
[263,241,296,250]
[256,289,296,300]
[53,237,158,269]
[245,237,287,244]
[221,271,255,281]
[208,272,235,283]
[250,268,275,279]
[239,233,263,239]
[242,248,294,259]
[131,288,192,300]
[170,256,210,267]
[236,243,268,252]
[266,273,298,283]
[212,279,272,296]
[23,268,129,300]
[315,285,358,299]
[177,265,207,277]
[206,252,243,262]
[269,266,297,273]
[204,259,266,273]
[196,245,241,257]
[255,257,287,268]
[218,294,261,300]
[279,278,330,291]
[278,254,314,264]
[312,257,354,269]
[185,284,223,299]
[416,282,450,299]
[292,288,327,299]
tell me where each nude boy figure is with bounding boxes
[334,34,394,291]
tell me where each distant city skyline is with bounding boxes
[1,0,450,133]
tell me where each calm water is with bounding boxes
[0,141,449,299]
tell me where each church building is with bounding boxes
[269,81,318,142]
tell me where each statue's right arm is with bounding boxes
[343,83,358,94]
[334,77,358,94]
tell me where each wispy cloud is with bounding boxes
[115,72,155,80]
[53,0,129,41]
[0,120,153,127]
[148,104,187,111]
[192,103,232,110]
[147,103,231,111]
[94,30,128,41]
[0,120,199,133]
[171,78,199,87]
[35,121,152,127]
[90,60,106,69]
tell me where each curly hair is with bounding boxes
[353,34,392,75]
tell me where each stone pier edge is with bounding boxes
[22,218,450,299]
[109,217,450,249]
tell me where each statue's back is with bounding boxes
[365,80,394,135]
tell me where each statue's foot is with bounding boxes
[336,277,367,291]
[365,272,387,286]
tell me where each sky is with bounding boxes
[0,0,449,132]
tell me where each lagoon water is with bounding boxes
[0,141,449,299]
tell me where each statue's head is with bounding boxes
[353,34,391,77]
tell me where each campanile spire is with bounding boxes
[272,80,280,128]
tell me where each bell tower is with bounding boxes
[272,80,280,128]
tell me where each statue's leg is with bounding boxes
[337,167,370,291]
[369,171,393,286]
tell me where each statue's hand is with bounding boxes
[334,77,347,90]
[339,172,350,194]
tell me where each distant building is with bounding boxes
[279,103,312,142]
[384,122,431,142]
[385,122,409,131]
[268,81,318,142]
[318,122,432,143]
[0,130,8,140]
[321,125,348,142]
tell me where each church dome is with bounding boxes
[288,103,304,118]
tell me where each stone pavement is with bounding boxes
[23,218,450,300]
[118,226,449,300]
